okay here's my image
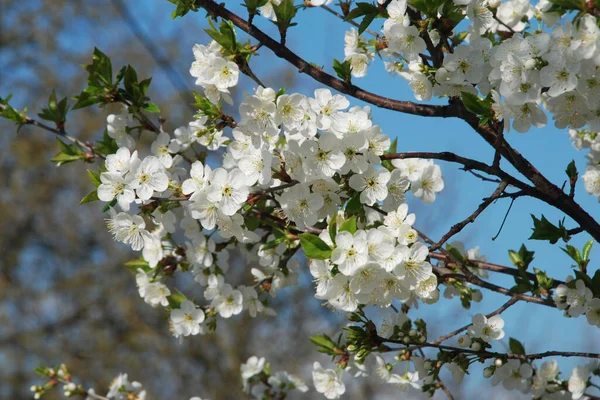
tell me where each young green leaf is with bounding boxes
[333,59,352,83]
[508,338,526,355]
[80,189,99,204]
[87,169,102,187]
[299,233,333,260]
[529,214,568,244]
[339,216,357,234]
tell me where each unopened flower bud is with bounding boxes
[436,68,448,82]
[471,290,483,302]
[494,358,503,367]
[457,334,472,348]
[525,59,537,70]
[488,0,501,8]
[483,367,494,378]
[471,342,482,351]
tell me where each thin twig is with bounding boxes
[492,197,515,240]
[0,103,104,160]
[431,297,519,345]
[429,181,508,251]
[429,252,565,288]
[386,341,600,361]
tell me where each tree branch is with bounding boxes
[429,253,566,288]
[0,103,104,160]
[431,296,519,345]
[429,181,508,251]
[389,341,600,361]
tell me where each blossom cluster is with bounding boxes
[555,277,600,327]
[484,358,600,399]
[345,0,600,136]
[241,356,309,398]
[309,204,441,312]
[64,3,600,397]
[569,128,600,202]
[94,37,447,346]
[31,364,208,400]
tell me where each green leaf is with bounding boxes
[102,198,117,213]
[299,233,333,260]
[124,257,151,272]
[122,65,151,110]
[329,213,338,244]
[574,270,594,289]
[333,59,352,82]
[387,137,398,155]
[339,216,357,234]
[205,19,238,53]
[461,91,490,117]
[86,47,113,88]
[534,268,554,290]
[88,169,102,187]
[566,160,578,182]
[409,0,446,17]
[51,138,85,166]
[508,250,522,267]
[509,338,526,355]
[529,215,569,244]
[309,334,336,353]
[509,244,535,269]
[0,95,28,131]
[192,91,221,118]
[547,0,586,11]
[80,189,99,204]
[272,0,298,32]
[446,243,465,263]
[244,0,269,14]
[582,239,594,261]
[143,102,160,113]
[510,283,532,294]
[345,195,362,214]
[358,12,376,34]
[168,0,198,18]
[167,292,187,308]
[37,90,69,125]
[96,129,118,156]
[591,270,600,296]
[562,244,582,264]
[345,2,379,21]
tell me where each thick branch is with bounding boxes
[385,151,600,242]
